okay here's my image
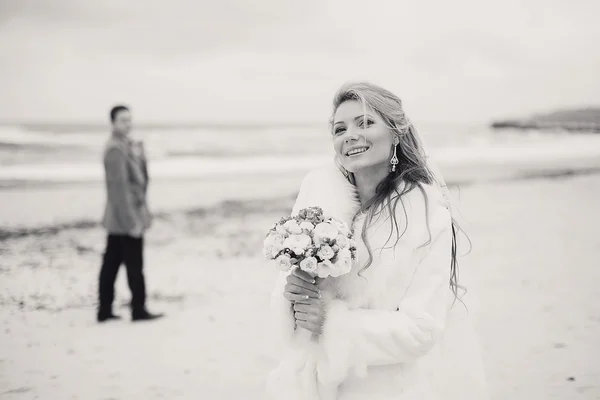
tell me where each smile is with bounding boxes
[345,146,370,157]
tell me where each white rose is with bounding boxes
[283,220,302,234]
[274,233,286,247]
[300,257,318,274]
[263,244,274,259]
[317,245,335,260]
[275,255,293,271]
[329,219,351,236]
[331,249,353,277]
[313,222,339,242]
[299,221,315,232]
[264,232,284,247]
[276,224,288,236]
[335,235,348,248]
[264,233,285,258]
[283,234,312,256]
[337,248,352,262]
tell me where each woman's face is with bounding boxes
[332,100,394,173]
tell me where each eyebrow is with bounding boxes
[333,114,373,126]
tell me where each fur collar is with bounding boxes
[292,162,361,228]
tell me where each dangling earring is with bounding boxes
[390,136,400,172]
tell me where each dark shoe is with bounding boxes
[132,309,164,322]
[97,313,121,323]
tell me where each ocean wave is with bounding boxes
[2,136,600,185]
[0,155,332,183]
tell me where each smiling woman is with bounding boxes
[329,83,462,294]
[333,106,389,168]
[267,82,488,400]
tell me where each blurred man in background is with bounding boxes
[98,105,163,323]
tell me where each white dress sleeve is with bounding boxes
[316,186,454,385]
[269,172,315,343]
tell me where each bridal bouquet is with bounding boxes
[263,206,357,277]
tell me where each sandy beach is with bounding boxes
[1,170,599,399]
[3,0,600,398]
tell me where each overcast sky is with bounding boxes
[1,0,599,124]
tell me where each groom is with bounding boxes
[97,105,163,323]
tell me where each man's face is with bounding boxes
[112,110,132,136]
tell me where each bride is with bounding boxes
[267,82,489,399]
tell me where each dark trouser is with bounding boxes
[98,234,146,315]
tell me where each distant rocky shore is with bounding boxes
[491,108,600,133]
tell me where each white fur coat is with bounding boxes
[267,163,489,400]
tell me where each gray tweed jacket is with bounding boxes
[101,134,152,235]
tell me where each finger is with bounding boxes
[286,275,319,292]
[285,277,319,295]
[296,313,319,324]
[296,321,320,334]
[283,292,312,302]
[293,302,319,313]
[295,312,321,325]
[291,298,317,307]
[285,284,321,299]
[292,268,317,284]
[294,311,310,321]
[291,299,314,306]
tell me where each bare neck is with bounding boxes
[352,164,389,207]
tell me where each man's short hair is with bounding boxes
[110,105,130,122]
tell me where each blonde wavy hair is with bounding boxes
[331,82,464,300]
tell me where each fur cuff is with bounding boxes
[316,300,367,386]
[271,294,296,344]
